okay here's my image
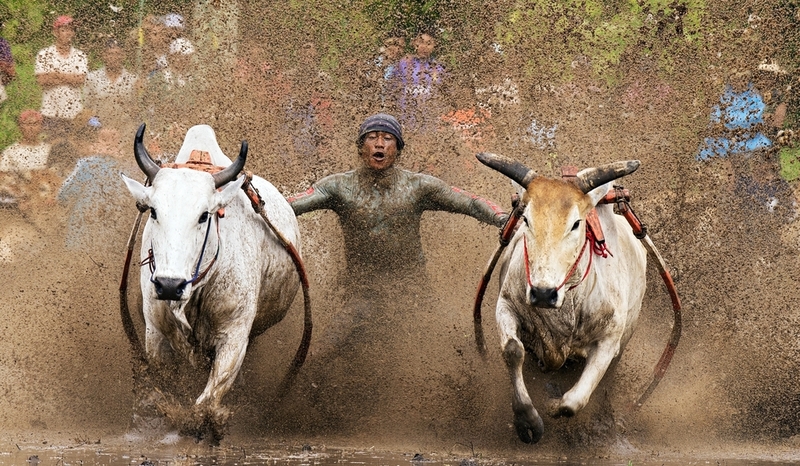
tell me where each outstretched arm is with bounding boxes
[421,174,506,227]
[286,179,336,216]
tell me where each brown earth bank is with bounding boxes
[1,0,800,461]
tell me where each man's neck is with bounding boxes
[358,165,400,189]
[55,43,71,56]
[106,67,122,81]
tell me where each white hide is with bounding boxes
[123,125,300,410]
[495,179,647,444]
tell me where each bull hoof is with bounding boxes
[546,398,576,418]
[513,406,545,444]
[161,403,231,445]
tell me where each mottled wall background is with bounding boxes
[0,0,798,457]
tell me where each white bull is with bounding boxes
[477,153,646,444]
[122,124,300,441]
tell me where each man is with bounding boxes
[287,114,506,429]
[388,31,446,133]
[0,110,51,173]
[84,39,138,131]
[0,31,15,104]
[0,110,60,214]
[34,15,88,141]
[288,113,506,286]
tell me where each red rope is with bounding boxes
[522,226,611,293]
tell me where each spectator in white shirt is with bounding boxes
[84,39,138,130]
[34,15,88,141]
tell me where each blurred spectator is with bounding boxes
[34,15,88,141]
[84,39,138,131]
[698,67,795,219]
[163,37,197,88]
[375,35,404,108]
[142,37,201,155]
[0,33,15,104]
[191,0,239,78]
[388,31,447,133]
[284,41,334,168]
[140,13,185,77]
[140,14,169,76]
[0,110,50,172]
[0,110,59,211]
[58,126,135,252]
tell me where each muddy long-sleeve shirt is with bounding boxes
[289,166,506,279]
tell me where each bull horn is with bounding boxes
[212,140,248,188]
[575,160,640,193]
[476,152,538,188]
[134,123,160,182]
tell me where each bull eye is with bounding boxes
[199,212,210,224]
[571,219,581,231]
[150,208,157,220]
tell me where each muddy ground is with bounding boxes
[1,0,800,463]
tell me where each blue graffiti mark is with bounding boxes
[697,83,773,161]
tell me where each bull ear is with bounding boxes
[121,173,151,206]
[476,152,537,188]
[575,160,640,194]
[212,175,246,212]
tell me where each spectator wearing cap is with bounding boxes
[84,39,138,131]
[34,15,88,141]
[287,113,507,287]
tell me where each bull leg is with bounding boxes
[143,302,194,366]
[195,324,250,408]
[547,339,618,418]
[166,324,251,444]
[497,304,544,444]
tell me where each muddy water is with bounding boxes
[2,0,800,464]
[2,441,800,466]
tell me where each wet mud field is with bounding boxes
[2,0,800,464]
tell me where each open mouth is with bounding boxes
[372,151,386,161]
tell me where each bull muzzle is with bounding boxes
[529,286,559,308]
[152,277,188,301]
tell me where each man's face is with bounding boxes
[359,131,398,171]
[104,46,125,71]
[384,38,403,60]
[54,25,75,46]
[19,119,42,143]
[413,34,435,59]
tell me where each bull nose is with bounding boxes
[529,286,558,308]
[153,277,187,301]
